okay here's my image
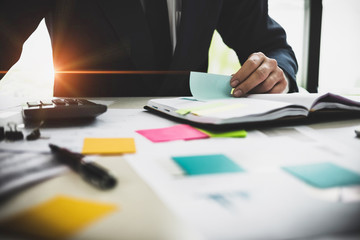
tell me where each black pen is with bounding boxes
[49,144,117,190]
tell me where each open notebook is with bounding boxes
[144,72,360,128]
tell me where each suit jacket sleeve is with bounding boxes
[216,0,299,92]
[0,0,50,79]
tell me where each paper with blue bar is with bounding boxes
[190,72,233,100]
[283,162,360,188]
[172,154,244,176]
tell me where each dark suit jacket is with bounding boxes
[0,0,298,97]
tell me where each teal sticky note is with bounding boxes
[189,72,233,100]
[282,162,360,188]
[172,154,244,175]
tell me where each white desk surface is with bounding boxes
[0,97,360,240]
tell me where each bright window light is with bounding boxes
[0,19,54,98]
[319,0,360,95]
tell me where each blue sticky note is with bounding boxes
[282,162,360,188]
[172,154,244,175]
[189,72,233,100]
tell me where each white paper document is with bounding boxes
[0,149,67,198]
[126,125,360,240]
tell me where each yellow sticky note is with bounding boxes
[192,102,245,116]
[176,102,226,115]
[0,195,117,240]
[82,138,136,155]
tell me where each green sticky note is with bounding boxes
[172,154,244,175]
[190,72,233,100]
[197,128,247,138]
[283,162,360,188]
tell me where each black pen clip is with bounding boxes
[5,122,24,141]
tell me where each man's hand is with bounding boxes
[230,52,288,97]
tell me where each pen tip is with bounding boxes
[49,144,58,151]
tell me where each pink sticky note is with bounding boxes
[136,124,209,143]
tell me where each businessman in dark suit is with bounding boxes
[0,0,298,97]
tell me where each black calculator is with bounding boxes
[22,98,107,121]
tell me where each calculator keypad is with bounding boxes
[26,99,92,108]
[64,99,78,105]
[52,99,66,106]
[27,101,42,107]
[22,98,107,121]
